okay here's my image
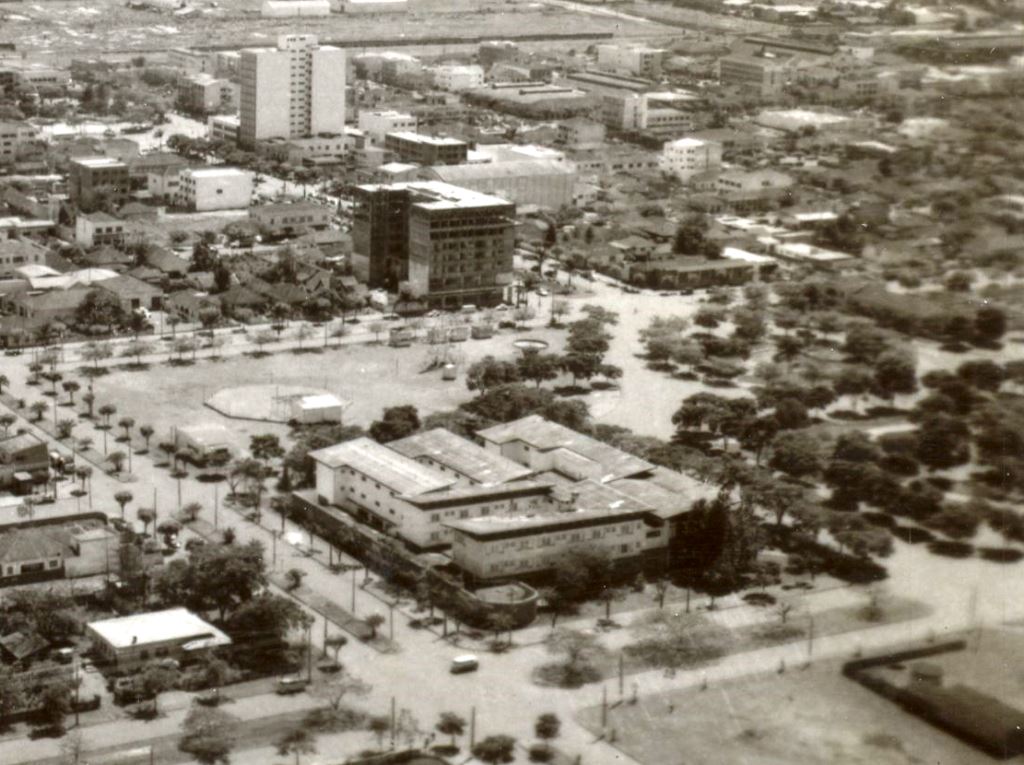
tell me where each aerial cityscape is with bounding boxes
[0,0,1022,763]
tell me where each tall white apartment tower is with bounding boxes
[239,33,346,148]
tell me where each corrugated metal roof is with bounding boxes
[389,428,533,485]
[310,437,456,496]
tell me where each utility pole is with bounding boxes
[618,653,624,698]
[214,482,219,529]
[601,685,608,729]
[388,603,394,641]
[390,696,396,749]
[469,706,476,749]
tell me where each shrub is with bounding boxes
[927,540,974,559]
[978,547,1024,564]
[925,476,954,492]
[890,526,935,545]
[878,454,920,476]
[742,592,776,607]
[862,512,897,529]
[923,505,981,540]
[529,745,553,763]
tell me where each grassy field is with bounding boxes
[578,661,995,765]
[91,327,566,452]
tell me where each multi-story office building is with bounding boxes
[660,137,722,181]
[67,157,130,211]
[383,131,468,166]
[432,64,484,92]
[718,54,788,97]
[352,181,514,307]
[180,74,239,115]
[596,44,666,78]
[175,167,253,211]
[602,91,700,134]
[0,121,38,166]
[238,34,346,148]
[357,110,417,146]
[167,47,218,74]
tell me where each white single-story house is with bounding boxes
[86,608,231,669]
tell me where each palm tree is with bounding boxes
[27,362,42,385]
[0,373,8,395]
[0,413,15,436]
[98,403,117,428]
[75,465,93,492]
[137,507,156,536]
[29,401,47,422]
[62,380,81,405]
[118,416,135,441]
[139,425,154,452]
[82,392,96,419]
[56,418,76,440]
[108,450,126,474]
[114,490,133,519]
[180,502,202,523]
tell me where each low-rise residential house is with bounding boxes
[9,288,90,323]
[628,257,759,289]
[86,608,232,669]
[0,432,50,489]
[82,245,135,272]
[74,212,126,248]
[0,238,48,279]
[96,274,163,313]
[144,247,188,279]
[0,529,64,584]
[165,291,221,323]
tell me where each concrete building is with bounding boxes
[86,608,231,669]
[718,54,789,96]
[596,44,666,78]
[432,64,484,92]
[250,201,333,236]
[602,91,700,134]
[180,74,239,115]
[352,180,514,307]
[176,167,253,211]
[239,34,346,148]
[74,211,126,248]
[660,137,722,181]
[0,121,39,166]
[0,432,49,489]
[556,119,606,148]
[208,115,240,144]
[167,48,217,74]
[384,132,468,166]
[357,110,417,146]
[257,134,346,166]
[67,157,130,211]
[422,160,577,210]
[261,0,331,15]
[311,434,548,549]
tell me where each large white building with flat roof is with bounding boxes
[87,608,231,669]
[357,110,417,146]
[239,34,346,148]
[660,137,723,181]
[176,167,253,211]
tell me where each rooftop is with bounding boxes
[0,527,65,565]
[428,160,574,182]
[390,428,534,485]
[87,608,231,650]
[477,415,654,481]
[387,131,466,147]
[356,181,514,211]
[310,437,456,496]
[185,167,251,179]
[72,156,125,169]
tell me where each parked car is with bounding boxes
[450,655,479,674]
[276,675,309,694]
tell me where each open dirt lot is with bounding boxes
[578,662,995,765]
[2,0,678,55]
[91,326,566,452]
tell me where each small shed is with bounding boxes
[174,424,234,466]
[291,394,345,424]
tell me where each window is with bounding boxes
[49,559,59,568]
[620,544,629,553]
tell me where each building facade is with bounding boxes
[596,44,666,78]
[68,157,130,211]
[384,131,468,166]
[75,212,126,248]
[432,64,484,92]
[352,181,514,307]
[180,74,239,115]
[660,137,723,181]
[357,110,417,145]
[176,167,253,211]
[238,34,346,148]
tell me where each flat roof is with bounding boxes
[72,156,125,168]
[390,428,534,485]
[477,415,653,481]
[186,167,251,178]
[310,437,456,496]
[356,180,513,211]
[387,131,465,147]
[88,608,231,650]
[444,504,650,540]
